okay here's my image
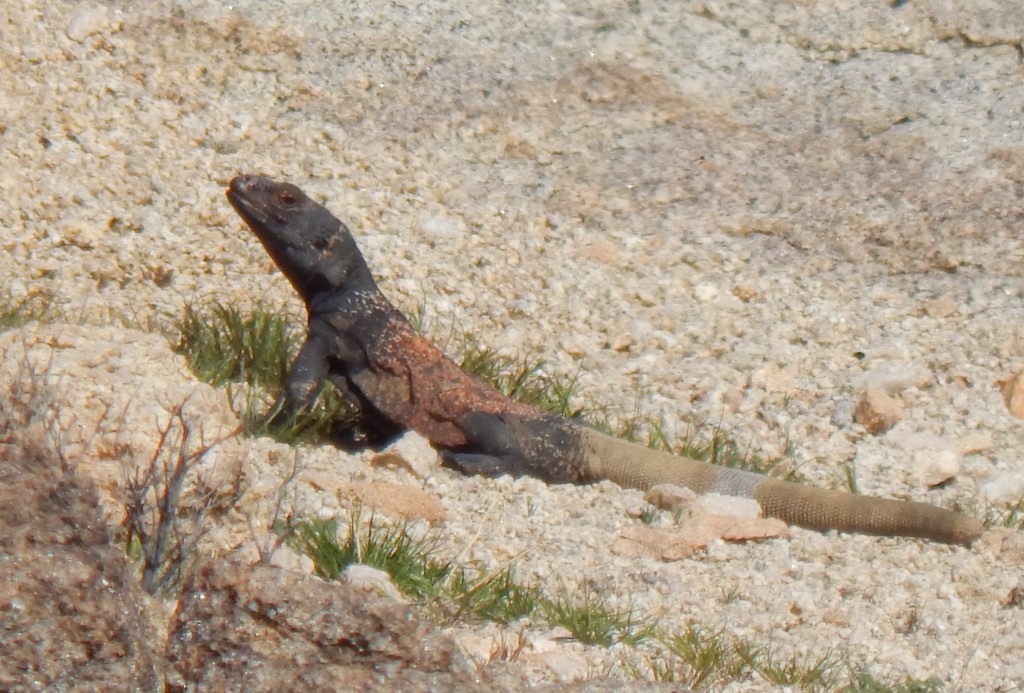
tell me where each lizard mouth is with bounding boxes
[226,174,276,228]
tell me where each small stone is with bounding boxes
[921,297,958,319]
[342,564,405,602]
[831,398,856,427]
[750,363,796,393]
[980,472,1024,505]
[885,430,949,451]
[644,484,698,512]
[954,432,994,456]
[268,544,316,575]
[66,6,113,42]
[613,513,787,561]
[997,369,1024,419]
[854,388,904,434]
[693,493,762,519]
[342,481,447,524]
[693,282,720,303]
[977,528,1024,562]
[370,430,440,478]
[731,284,758,302]
[853,362,932,393]
[578,237,621,264]
[612,525,700,561]
[419,215,461,238]
[533,649,588,681]
[912,449,962,488]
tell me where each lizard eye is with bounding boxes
[277,189,298,206]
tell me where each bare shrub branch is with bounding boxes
[123,402,242,595]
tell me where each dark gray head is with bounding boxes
[226,174,377,300]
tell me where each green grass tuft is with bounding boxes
[655,625,751,687]
[736,643,839,690]
[289,512,544,624]
[458,342,584,418]
[840,669,944,692]
[281,510,950,689]
[174,302,295,389]
[0,289,52,333]
[291,515,450,597]
[541,588,657,647]
[445,565,544,625]
[173,303,365,444]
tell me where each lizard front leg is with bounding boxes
[270,328,366,421]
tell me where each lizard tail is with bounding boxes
[752,478,982,545]
[579,428,983,545]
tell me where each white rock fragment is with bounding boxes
[853,362,932,393]
[342,564,405,602]
[998,368,1024,419]
[419,215,461,238]
[884,430,951,452]
[693,282,720,303]
[921,297,958,319]
[980,472,1024,505]
[66,6,114,42]
[369,430,439,478]
[532,649,588,681]
[831,398,856,427]
[954,432,994,456]
[694,493,763,519]
[268,544,316,575]
[912,449,962,488]
[750,363,795,393]
[644,483,698,511]
[859,342,911,361]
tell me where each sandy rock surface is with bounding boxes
[3,0,1024,688]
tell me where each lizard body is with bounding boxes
[227,174,983,545]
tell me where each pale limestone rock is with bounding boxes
[644,483,698,512]
[343,564,405,602]
[998,369,1024,419]
[955,432,994,456]
[0,323,244,522]
[854,387,904,434]
[694,493,763,519]
[370,430,440,478]
[750,362,796,393]
[980,472,1024,505]
[853,363,932,394]
[912,449,962,488]
[613,513,787,561]
[885,430,951,452]
[66,5,116,43]
[301,472,446,523]
[921,297,958,319]
[977,528,1024,563]
[269,544,316,575]
[645,485,761,519]
[531,648,588,682]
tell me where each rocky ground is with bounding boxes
[2,0,1024,689]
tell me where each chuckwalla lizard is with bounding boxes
[226,174,983,545]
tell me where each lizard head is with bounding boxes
[227,175,376,300]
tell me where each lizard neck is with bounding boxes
[306,286,399,332]
[288,254,379,306]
